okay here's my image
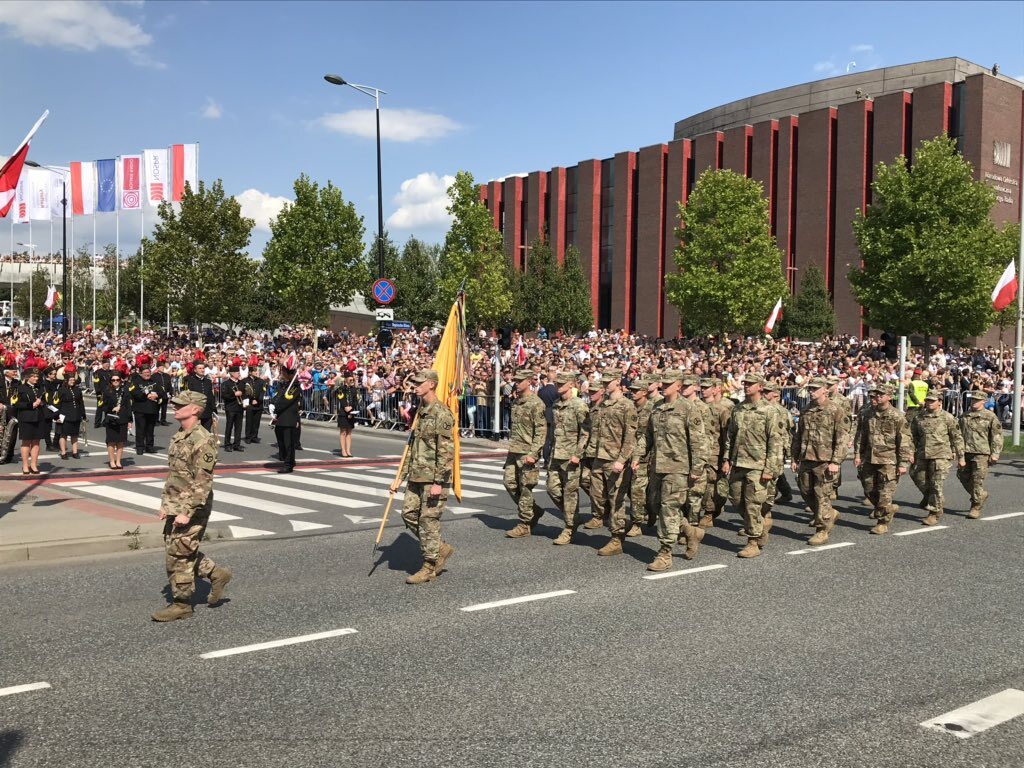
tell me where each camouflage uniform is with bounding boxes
[400,395,456,564]
[683,376,713,525]
[909,391,964,522]
[828,378,853,501]
[957,391,1002,518]
[588,371,638,543]
[627,380,659,528]
[579,392,603,504]
[723,375,783,549]
[763,381,795,521]
[791,378,849,543]
[503,373,547,529]
[854,384,913,529]
[636,371,709,560]
[699,379,733,526]
[546,374,591,533]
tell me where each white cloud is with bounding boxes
[0,1,152,52]
[316,109,461,142]
[811,43,882,78]
[386,172,455,230]
[201,97,223,120]
[235,188,290,233]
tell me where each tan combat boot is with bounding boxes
[208,566,232,606]
[583,516,604,530]
[755,529,770,548]
[682,525,705,560]
[647,546,673,572]
[552,528,574,546]
[862,497,872,507]
[406,562,437,585]
[737,539,761,558]
[824,510,840,532]
[505,523,531,538]
[597,537,623,556]
[625,523,643,537]
[869,522,889,535]
[698,514,714,529]
[807,529,829,546]
[921,514,939,526]
[967,507,981,520]
[435,542,454,574]
[152,601,193,622]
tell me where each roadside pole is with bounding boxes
[897,335,908,411]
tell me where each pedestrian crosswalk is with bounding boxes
[55,453,509,539]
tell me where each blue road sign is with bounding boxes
[372,278,396,305]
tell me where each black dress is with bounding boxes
[103,384,133,445]
[55,384,87,439]
[335,385,356,430]
[12,382,47,440]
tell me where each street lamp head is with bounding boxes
[25,160,40,168]
[324,74,347,86]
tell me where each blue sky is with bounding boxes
[1,0,1021,258]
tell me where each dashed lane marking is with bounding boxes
[461,589,576,612]
[921,688,1024,739]
[642,564,728,581]
[981,512,1024,521]
[786,542,856,555]
[893,525,949,536]
[200,628,358,659]
[227,525,275,539]
[0,682,51,697]
[290,519,331,532]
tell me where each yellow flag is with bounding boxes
[431,292,467,501]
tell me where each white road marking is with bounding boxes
[449,507,482,515]
[272,472,403,501]
[337,469,499,494]
[290,519,331,532]
[921,688,1024,739]
[787,542,856,555]
[139,481,320,517]
[216,476,376,509]
[55,481,90,487]
[981,512,1024,521]
[343,514,384,525]
[461,589,576,612]
[0,682,51,697]
[74,484,164,510]
[642,564,728,581]
[123,475,161,483]
[200,628,358,659]
[298,447,333,454]
[893,525,949,536]
[208,511,242,522]
[227,525,275,539]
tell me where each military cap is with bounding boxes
[826,376,840,386]
[808,377,830,391]
[555,371,578,385]
[699,378,718,389]
[968,389,988,399]
[924,389,942,402]
[660,368,684,384]
[762,380,780,393]
[513,369,536,382]
[170,390,207,409]
[627,379,647,392]
[410,369,439,385]
[600,368,622,384]
[741,373,765,385]
[680,373,700,388]
[869,383,894,396]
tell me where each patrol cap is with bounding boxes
[870,383,894,396]
[513,369,536,383]
[762,380,780,393]
[600,368,622,384]
[555,371,578,385]
[968,389,988,399]
[627,379,647,392]
[170,390,207,409]
[680,373,700,388]
[924,389,942,402]
[826,375,840,386]
[808,377,829,391]
[410,369,439,385]
[741,373,765,385]
[660,369,684,384]
[699,378,718,390]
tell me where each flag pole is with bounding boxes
[140,204,145,334]
[91,215,96,331]
[1011,143,1023,446]
[115,156,120,337]
[70,205,75,333]
[8,218,13,326]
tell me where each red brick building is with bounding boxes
[480,58,1023,338]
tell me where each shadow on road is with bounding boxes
[0,729,25,767]
[367,532,420,577]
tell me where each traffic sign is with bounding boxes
[371,278,396,305]
[375,308,394,321]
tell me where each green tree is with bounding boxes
[665,169,787,336]
[783,264,836,339]
[395,237,442,328]
[548,245,595,334]
[263,174,367,333]
[993,223,1021,344]
[140,179,256,328]
[14,266,52,328]
[439,171,510,328]
[850,135,1010,342]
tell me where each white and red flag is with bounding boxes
[515,339,526,366]
[13,175,29,224]
[118,155,142,210]
[44,286,60,311]
[0,110,48,219]
[764,297,783,334]
[992,260,1018,312]
[28,169,51,221]
[70,161,97,216]
[171,143,198,201]
[143,149,169,205]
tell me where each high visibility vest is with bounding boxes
[907,379,928,410]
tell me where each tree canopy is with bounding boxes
[783,263,836,339]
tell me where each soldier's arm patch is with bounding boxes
[199,451,216,473]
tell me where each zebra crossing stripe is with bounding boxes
[138,481,324,517]
[216,476,376,509]
[341,469,502,494]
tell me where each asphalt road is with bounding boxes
[2,428,1023,767]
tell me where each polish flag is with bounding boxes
[992,260,1017,312]
[764,298,783,334]
[514,339,526,366]
[71,161,97,216]
[282,352,298,371]
[171,143,198,201]
[44,286,60,311]
[0,111,49,218]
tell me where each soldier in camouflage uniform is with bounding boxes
[679,373,712,531]
[791,378,849,546]
[827,376,853,502]
[391,369,456,584]
[853,383,913,534]
[580,384,605,529]
[762,381,795,531]
[698,377,734,529]
[589,370,638,557]
[152,391,232,622]
[624,378,655,536]
[547,372,591,546]
[957,390,1001,519]
[635,369,709,571]
[723,373,783,558]
[504,369,548,538]
[909,390,965,526]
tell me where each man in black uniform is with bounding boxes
[243,357,265,444]
[271,364,299,473]
[130,364,163,454]
[93,352,113,428]
[0,353,20,464]
[221,358,245,452]
[154,354,173,425]
[42,366,59,450]
[184,359,216,432]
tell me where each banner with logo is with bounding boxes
[118,154,142,210]
[144,148,169,205]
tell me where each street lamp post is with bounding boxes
[323,74,388,283]
[26,161,68,340]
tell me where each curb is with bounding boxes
[0,526,230,565]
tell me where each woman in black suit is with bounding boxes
[103,372,132,470]
[334,374,358,457]
[12,367,47,475]
[55,369,87,460]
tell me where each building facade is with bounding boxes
[480,58,1023,338]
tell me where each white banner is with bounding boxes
[14,174,29,224]
[28,168,50,221]
[118,154,142,210]
[144,148,169,206]
[49,168,69,219]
